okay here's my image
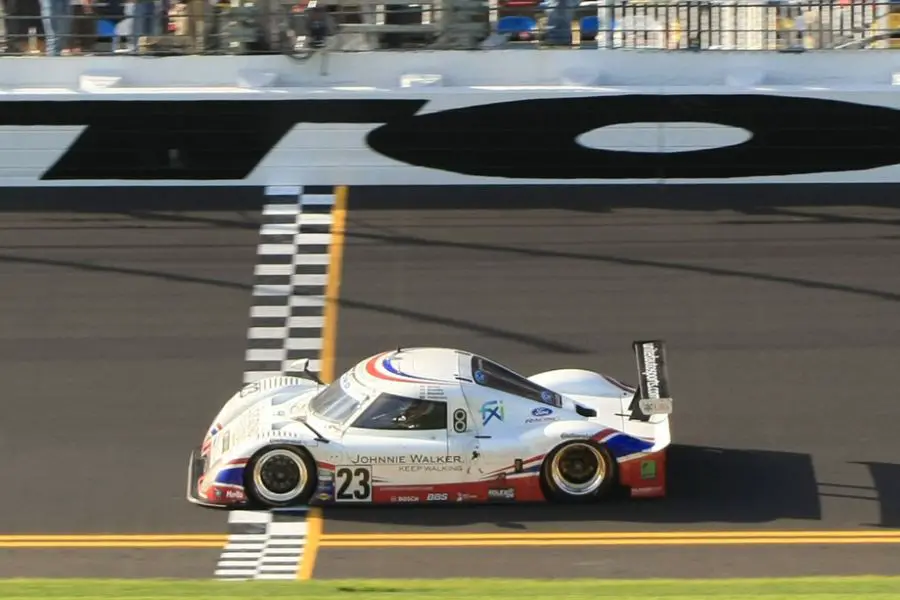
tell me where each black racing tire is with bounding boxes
[243,444,318,508]
[541,440,617,503]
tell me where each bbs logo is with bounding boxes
[452,409,468,433]
[427,493,448,501]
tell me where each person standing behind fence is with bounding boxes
[39,0,71,54]
[129,0,159,51]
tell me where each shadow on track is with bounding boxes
[321,444,823,529]
[342,228,900,306]
[828,462,900,529]
[349,184,900,212]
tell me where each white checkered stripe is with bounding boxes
[243,185,337,384]
[215,509,310,580]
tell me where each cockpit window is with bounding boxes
[470,356,563,408]
[351,393,447,431]
[308,383,362,425]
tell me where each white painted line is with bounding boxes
[250,305,291,318]
[258,243,297,255]
[248,327,289,339]
[245,348,287,362]
[303,194,336,206]
[252,284,292,296]
[264,185,301,196]
[289,296,326,307]
[299,213,334,225]
[285,338,324,351]
[254,263,294,276]
[293,254,331,265]
[229,512,274,523]
[287,316,325,328]
[261,223,300,236]
[262,203,300,215]
[291,274,328,286]
[219,552,268,560]
[222,543,267,552]
[293,233,333,245]
[268,522,309,536]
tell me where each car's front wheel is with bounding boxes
[244,445,317,508]
[541,440,616,503]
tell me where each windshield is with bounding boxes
[308,382,362,425]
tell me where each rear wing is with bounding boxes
[626,340,674,422]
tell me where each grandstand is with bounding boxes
[2,0,900,53]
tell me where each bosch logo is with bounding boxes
[531,407,553,417]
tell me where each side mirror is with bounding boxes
[286,358,325,386]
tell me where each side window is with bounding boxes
[471,356,563,407]
[352,393,447,431]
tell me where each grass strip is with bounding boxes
[1,577,900,599]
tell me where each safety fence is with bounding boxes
[2,0,900,54]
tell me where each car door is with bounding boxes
[335,392,452,503]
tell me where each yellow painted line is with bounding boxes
[0,535,226,542]
[3,529,900,549]
[322,530,900,541]
[319,184,348,385]
[319,536,900,548]
[289,185,347,578]
[297,507,323,580]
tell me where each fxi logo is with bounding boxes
[480,400,504,425]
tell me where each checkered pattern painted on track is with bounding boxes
[213,185,337,581]
[215,509,311,580]
[243,185,337,383]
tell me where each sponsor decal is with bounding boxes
[525,417,558,424]
[457,492,478,502]
[426,493,449,501]
[391,495,420,503]
[531,407,553,417]
[540,391,556,404]
[225,488,246,501]
[474,370,487,384]
[350,454,463,465]
[560,432,590,439]
[641,343,661,400]
[488,487,516,500]
[640,460,657,480]
[480,400,504,425]
[348,454,465,473]
[420,385,446,400]
[631,485,665,497]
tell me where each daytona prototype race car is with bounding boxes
[186,341,673,508]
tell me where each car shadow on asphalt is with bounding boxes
[835,461,900,529]
[320,444,824,529]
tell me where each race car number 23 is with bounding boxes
[335,466,372,502]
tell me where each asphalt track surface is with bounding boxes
[2,186,900,578]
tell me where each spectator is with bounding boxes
[70,0,96,52]
[3,0,44,52]
[129,0,157,51]
[39,0,71,54]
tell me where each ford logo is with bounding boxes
[531,407,553,417]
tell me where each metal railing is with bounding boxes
[2,0,900,54]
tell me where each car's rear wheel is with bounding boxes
[541,440,616,503]
[244,445,317,508]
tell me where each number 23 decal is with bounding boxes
[335,466,372,502]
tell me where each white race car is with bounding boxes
[187,341,673,508]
